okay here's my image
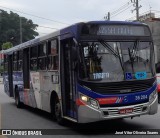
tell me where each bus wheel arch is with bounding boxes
[50,91,59,119]
[50,91,66,125]
[15,85,23,108]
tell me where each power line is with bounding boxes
[111,4,133,18]
[109,0,130,14]
[0,5,69,25]
[104,1,132,20]
[111,2,131,16]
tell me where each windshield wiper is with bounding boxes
[128,48,135,73]
[131,41,138,61]
[98,39,125,73]
[98,40,119,58]
[127,41,139,74]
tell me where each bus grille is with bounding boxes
[82,78,155,95]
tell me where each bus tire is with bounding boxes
[53,97,66,125]
[15,88,23,108]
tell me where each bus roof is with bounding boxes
[2,20,147,55]
[86,21,147,26]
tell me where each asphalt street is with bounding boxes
[0,84,160,138]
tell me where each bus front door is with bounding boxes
[61,39,77,120]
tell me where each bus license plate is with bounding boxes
[119,108,133,114]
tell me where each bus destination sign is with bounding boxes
[96,25,149,36]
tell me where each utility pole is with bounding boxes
[20,16,22,44]
[104,12,110,21]
[131,0,142,21]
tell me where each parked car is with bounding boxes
[156,74,160,103]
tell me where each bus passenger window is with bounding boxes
[17,51,23,71]
[30,59,37,71]
[13,62,17,71]
[18,61,22,71]
[48,56,59,70]
[54,56,59,70]
[48,40,58,55]
[13,52,18,61]
[48,56,54,70]
[48,39,59,70]
[4,55,8,72]
[13,52,18,71]
[30,46,38,58]
[19,51,23,60]
[30,46,38,71]
[38,58,46,70]
[39,43,47,56]
[37,43,47,70]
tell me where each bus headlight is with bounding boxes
[149,90,157,103]
[80,94,99,109]
[80,95,89,102]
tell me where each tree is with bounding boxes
[0,10,39,50]
[2,42,13,50]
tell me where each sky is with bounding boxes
[0,0,159,36]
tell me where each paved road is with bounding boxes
[0,84,160,138]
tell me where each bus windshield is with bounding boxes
[79,41,154,82]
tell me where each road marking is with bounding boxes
[0,105,8,138]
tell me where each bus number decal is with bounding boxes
[135,95,148,101]
[135,72,147,80]
[93,73,109,80]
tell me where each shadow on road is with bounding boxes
[7,102,152,135]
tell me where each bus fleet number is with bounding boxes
[135,95,148,101]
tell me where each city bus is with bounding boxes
[3,21,158,124]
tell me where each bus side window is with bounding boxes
[30,59,37,71]
[48,39,59,70]
[13,52,18,71]
[38,43,47,70]
[30,46,38,71]
[17,51,23,71]
[4,55,8,72]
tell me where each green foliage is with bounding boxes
[0,10,39,50]
[2,42,13,50]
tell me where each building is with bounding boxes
[138,13,160,72]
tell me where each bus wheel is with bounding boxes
[15,88,23,108]
[54,97,66,125]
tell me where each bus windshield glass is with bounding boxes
[79,41,154,82]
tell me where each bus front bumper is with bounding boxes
[77,95,158,123]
